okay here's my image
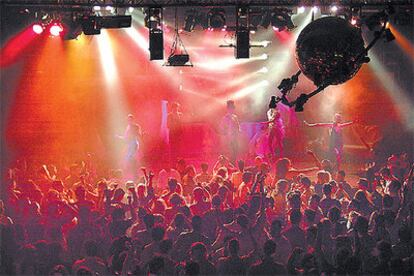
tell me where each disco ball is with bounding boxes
[296,17,366,86]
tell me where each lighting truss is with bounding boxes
[2,0,413,8]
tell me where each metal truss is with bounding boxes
[1,0,413,8]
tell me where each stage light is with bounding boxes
[183,12,196,32]
[221,25,227,32]
[32,23,43,34]
[81,16,101,35]
[331,5,339,13]
[62,18,82,40]
[93,6,101,11]
[272,26,279,32]
[105,6,115,12]
[208,8,226,29]
[351,17,358,25]
[312,6,319,13]
[128,7,134,13]
[383,28,395,42]
[49,22,63,37]
[270,9,295,31]
[298,6,306,14]
[364,11,387,31]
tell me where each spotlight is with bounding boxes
[208,8,226,29]
[364,11,387,31]
[249,8,263,28]
[298,6,306,14]
[49,22,63,37]
[270,9,295,31]
[330,5,339,13]
[351,17,358,26]
[32,23,44,34]
[383,28,395,42]
[81,16,101,35]
[93,6,101,11]
[312,6,319,13]
[105,6,115,12]
[62,17,82,40]
[128,7,134,13]
[183,11,197,32]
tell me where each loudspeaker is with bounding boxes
[149,30,164,60]
[235,30,249,58]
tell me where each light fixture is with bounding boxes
[81,16,101,35]
[32,23,44,34]
[49,22,63,37]
[208,8,226,29]
[270,9,295,31]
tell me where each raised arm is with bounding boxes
[339,121,354,128]
[304,121,333,128]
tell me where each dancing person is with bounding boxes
[304,113,354,170]
[265,96,285,160]
[118,114,143,175]
[220,100,241,163]
[167,102,183,164]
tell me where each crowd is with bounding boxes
[1,152,413,275]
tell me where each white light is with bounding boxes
[260,80,270,86]
[49,24,63,36]
[331,5,339,13]
[312,6,319,13]
[250,30,256,34]
[106,6,115,12]
[128,7,134,13]
[32,24,43,34]
[298,6,306,14]
[259,53,268,60]
[93,6,101,11]
[351,18,357,25]
[261,40,271,47]
[257,67,268,74]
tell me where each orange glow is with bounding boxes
[389,24,414,60]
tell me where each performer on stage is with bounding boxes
[304,113,353,170]
[265,96,285,160]
[220,100,241,163]
[167,102,183,163]
[118,114,142,173]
